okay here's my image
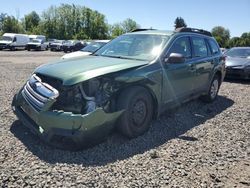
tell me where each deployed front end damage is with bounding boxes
[12,74,123,149]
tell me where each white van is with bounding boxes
[0,33,29,50]
[28,35,46,42]
[27,35,47,51]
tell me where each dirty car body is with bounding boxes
[12,28,226,149]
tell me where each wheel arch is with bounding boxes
[115,83,159,120]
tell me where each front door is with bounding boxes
[162,36,196,104]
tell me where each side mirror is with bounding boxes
[165,53,185,64]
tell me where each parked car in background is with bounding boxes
[47,38,57,49]
[29,35,46,42]
[61,40,109,59]
[220,48,228,54]
[62,40,86,53]
[26,39,48,51]
[225,47,250,79]
[0,33,29,51]
[50,40,65,51]
[12,28,225,149]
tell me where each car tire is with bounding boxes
[116,86,153,138]
[10,46,15,51]
[27,48,30,51]
[201,75,220,103]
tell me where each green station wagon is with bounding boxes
[12,28,226,149]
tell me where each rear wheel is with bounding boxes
[116,86,153,138]
[201,75,220,103]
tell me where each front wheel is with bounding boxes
[10,46,15,51]
[116,86,153,138]
[201,75,220,103]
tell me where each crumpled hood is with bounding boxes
[35,56,148,85]
[61,51,92,59]
[226,57,250,67]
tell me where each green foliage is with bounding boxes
[211,26,230,47]
[37,4,109,40]
[211,26,250,48]
[0,13,7,32]
[2,16,24,33]
[110,18,140,38]
[122,18,140,33]
[228,32,250,47]
[174,17,187,29]
[24,11,40,32]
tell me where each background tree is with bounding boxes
[2,15,24,33]
[239,32,250,46]
[122,18,140,33]
[38,4,109,40]
[110,23,124,38]
[174,17,187,29]
[228,37,241,48]
[0,13,7,34]
[211,26,230,47]
[110,18,140,38]
[24,11,40,33]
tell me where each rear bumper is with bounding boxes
[12,92,122,149]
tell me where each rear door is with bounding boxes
[190,36,213,92]
[162,36,196,104]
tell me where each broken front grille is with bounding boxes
[22,74,59,112]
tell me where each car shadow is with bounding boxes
[10,95,234,166]
[224,78,250,85]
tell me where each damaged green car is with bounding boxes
[12,28,226,149]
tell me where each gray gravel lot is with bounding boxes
[0,50,249,187]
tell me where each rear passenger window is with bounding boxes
[208,39,220,54]
[168,37,191,58]
[191,37,208,57]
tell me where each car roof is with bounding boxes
[127,30,174,36]
[230,47,250,49]
[128,28,213,38]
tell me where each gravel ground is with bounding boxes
[0,51,249,187]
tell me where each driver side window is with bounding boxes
[168,37,191,58]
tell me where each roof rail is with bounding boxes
[175,27,212,37]
[131,28,156,32]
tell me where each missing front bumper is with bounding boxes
[12,93,123,149]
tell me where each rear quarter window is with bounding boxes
[208,39,220,55]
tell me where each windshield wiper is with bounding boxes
[101,55,146,61]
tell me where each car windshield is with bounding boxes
[31,39,41,43]
[0,36,13,41]
[64,40,73,45]
[94,34,169,61]
[80,42,106,53]
[54,40,64,44]
[225,48,250,58]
